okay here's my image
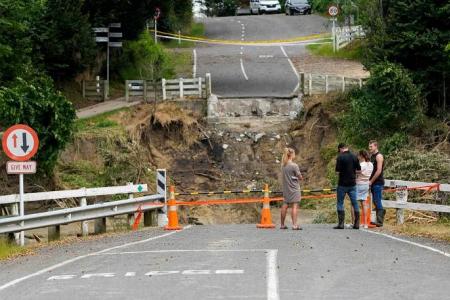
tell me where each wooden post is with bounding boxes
[342,76,345,92]
[179,78,184,99]
[82,80,86,99]
[198,77,202,98]
[359,78,363,88]
[300,73,305,95]
[308,74,312,96]
[162,78,167,100]
[48,209,60,242]
[103,80,108,101]
[325,75,329,94]
[125,81,129,102]
[206,73,212,97]
[80,197,88,237]
[395,186,408,225]
[143,80,148,102]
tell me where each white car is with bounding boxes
[250,0,282,14]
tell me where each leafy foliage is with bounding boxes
[116,32,174,80]
[32,0,96,81]
[340,62,424,147]
[0,0,36,84]
[0,76,76,173]
[362,0,450,113]
[205,0,239,16]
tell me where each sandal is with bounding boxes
[280,225,288,230]
[292,226,303,230]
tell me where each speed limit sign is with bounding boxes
[328,5,339,16]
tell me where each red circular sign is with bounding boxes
[2,124,39,161]
[328,5,339,16]
[154,8,161,20]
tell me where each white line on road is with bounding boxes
[362,229,450,258]
[280,46,300,95]
[96,249,270,255]
[0,226,191,291]
[193,49,197,78]
[267,250,280,300]
[240,58,249,81]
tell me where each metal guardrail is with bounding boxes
[0,194,164,234]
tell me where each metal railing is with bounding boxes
[0,183,165,242]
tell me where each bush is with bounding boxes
[0,76,76,174]
[340,62,424,148]
[116,32,174,80]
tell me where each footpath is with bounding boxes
[76,97,141,119]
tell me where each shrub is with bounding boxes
[340,62,424,149]
[0,76,76,174]
[116,32,174,80]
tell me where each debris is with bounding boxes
[254,133,265,143]
[222,144,229,150]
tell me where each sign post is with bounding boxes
[2,124,39,246]
[154,8,161,44]
[328,5,339,52]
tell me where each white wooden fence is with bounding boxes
[300,73,366,95]
[334,25,365,50]
[82,79,108,101]
[383,180,450,225]
[125,74,211,102]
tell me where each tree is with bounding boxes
[32,0,96,81]
[0,0,34,84]
[362,0,450,113]
[0,76,76,173]
[341,62,424,147]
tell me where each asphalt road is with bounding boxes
[1,224,449,299]
[196,14,329,98]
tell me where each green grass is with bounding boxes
[167,49,193,78]
[307,40,363,60]
[0,239,29,260]
[75,108,129,131]
[162,22,205,48]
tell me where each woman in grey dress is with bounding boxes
[281,148,303,230]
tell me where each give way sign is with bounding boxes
[2,124,39,161]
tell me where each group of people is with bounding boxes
[280,140,385,230]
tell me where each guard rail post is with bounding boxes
[80,196,89,237]
[162,78,167,100]
[395,185,408,225]
[48,208,61,242]
[95,216,107,234]
[206,73,212,97]
[179,78,184,99]
[300,73,305,95]
[127,183,135,229]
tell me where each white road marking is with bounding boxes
[47,275,76,281]
[267,250,280,300]
[182,270,212,275]
[81,273,115,279]
[193,49,197,78]
[362,229,450,258]
[280,46,300,95]
[125,272,136,277]
[97,249,269,255]
[240,58,249,81]
[259,55,274,58]
[240,51,243,55]
[0,226,191,291]
[216,270,245,274]
[145,271,180,276]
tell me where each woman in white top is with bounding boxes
[352,150,374,228]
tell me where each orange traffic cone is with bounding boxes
[257,184,275,229]
[366,194,376,228]
[164,186,182,231]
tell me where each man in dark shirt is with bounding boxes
[334,143,361,229]
[369,140,386,227]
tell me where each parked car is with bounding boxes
[285,0,311,15]
[250,0,282,14]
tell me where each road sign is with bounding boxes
[108,42,123,48]
[2,124,39,162]
[328,5,339,16]
[7,161,37,174]
[154,7,161,20]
